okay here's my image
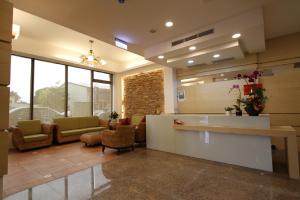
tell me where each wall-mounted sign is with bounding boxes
[177,90,185,102]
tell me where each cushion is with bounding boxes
[131,115,144,126]
[83,127,106,132]
[141,116,146,123]
[61,129,87,137]
[18,120,41,136]
[79,116,99,128]
[24,134,48,143]
[119,118,131,125]
[54,118,80,131]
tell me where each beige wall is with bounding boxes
[176,32,300,151]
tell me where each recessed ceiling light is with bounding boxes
[165,21,174,27]
[220,74,224,77]
[213,54,220,58]
[189,46,196,51]
[232,33,241,39]
[158,55,164,59]
[187,60,194,64]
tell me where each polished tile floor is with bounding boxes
[4,142,117,197]
[4,148,300,200]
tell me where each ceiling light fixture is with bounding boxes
[189,46,196,51]
[188,60,194,64]
[165,21,174,27]
[81,40,106,67]
[12,24,21,40]
[213,54,220,58]
[232,33,241,39]
[158,55,164,59]
[115,38,128,50]
[220,74,224,77]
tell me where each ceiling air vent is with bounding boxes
[171,28,214,47]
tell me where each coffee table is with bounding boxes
[80,131,104,147]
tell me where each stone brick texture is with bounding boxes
[123,70,164,118]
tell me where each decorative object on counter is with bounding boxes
[109,111,119,129]
[174,119,184,125]
[233,105,242,116]
[239,85,267,116]
[229,84,242,116]
[236,70,263,95]
[224,107,234,116]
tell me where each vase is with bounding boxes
[109,119,118,130]
[225,111,231,116]
[244,105,262,116]
[236,110,242,116]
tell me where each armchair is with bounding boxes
[135,122,146,144]
[11,120,53,151]
[101,125,135,154]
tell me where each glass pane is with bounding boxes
[93,83,111,119]
[9,56,31,126]
[68,67,91,117]
[33,60,65,123]
[94,71,110,81]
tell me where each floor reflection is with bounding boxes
[4,166,111,200]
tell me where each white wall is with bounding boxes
[113,64,177,117]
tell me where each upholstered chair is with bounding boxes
[11,120,53,151]
[134,122,146,144]
[101,125,135,154]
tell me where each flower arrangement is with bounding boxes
[228,84,243,115]
[227,70,267,116]
[239,86,267,116]
[236,70,263,84]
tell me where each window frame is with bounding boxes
[10,54,113,122]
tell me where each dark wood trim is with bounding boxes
[30,58,34,120]
[65,65,68,117]
[91,71,94,116]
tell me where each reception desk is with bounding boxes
[146,114,299,179]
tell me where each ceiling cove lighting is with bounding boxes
[158,55,164,59]
[115,38,128,50]
[180,77,199,83]
[12,24,21,40]
[232,33,241,39]
[189,46,196,51]
[165,21,174,27]
[81,40,106,67]
[188,60,194,64]
[213,54,220,58]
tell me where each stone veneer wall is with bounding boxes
[123,70,164,118]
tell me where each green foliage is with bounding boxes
[34,84,65,112]
[109,111,119,119]
[224,107,234,111]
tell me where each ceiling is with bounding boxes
[12,9,151,73]
[9,0,300,71]
[10,0,300,55]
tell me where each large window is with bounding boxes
[33,60,65,123]
[68,67,91,117]
[93,83,111,118]
[8,55,112,124]
[9,56,31,126]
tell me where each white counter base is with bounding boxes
[146,115,273,172]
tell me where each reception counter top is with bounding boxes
[146,114,299,179]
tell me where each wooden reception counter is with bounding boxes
[146,114,299,179]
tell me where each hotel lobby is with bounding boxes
[1,0,300,199]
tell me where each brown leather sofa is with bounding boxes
[101,125,135,154]
[11,120,53,151]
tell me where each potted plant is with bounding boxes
[236,71,263,95]
[239,86,267,116]
[229,84,243,116]
[224,107,234,116]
